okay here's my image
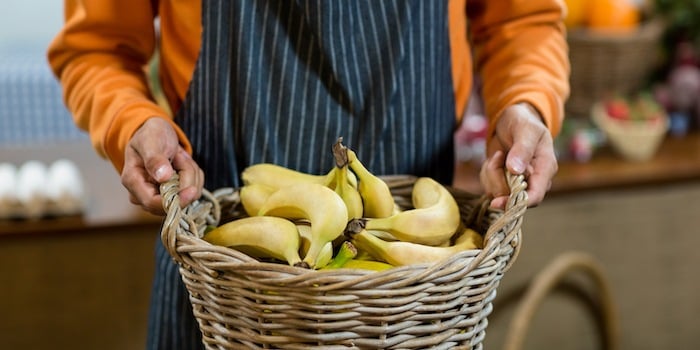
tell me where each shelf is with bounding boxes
[453,131,700,196]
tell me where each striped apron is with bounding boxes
[147,1,457,348]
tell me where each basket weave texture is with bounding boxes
[160,173,528,349]
[566,20,664,117]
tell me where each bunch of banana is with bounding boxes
[257,182,348,268]
[346,226,482,267]
[202,216,305,267]
[359,177,461,246]
[203,137,481,272]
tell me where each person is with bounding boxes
[47,0,570,348]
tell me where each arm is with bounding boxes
[467,0,570,207]
[48,0,201,214]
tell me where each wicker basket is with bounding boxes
[566,20,665,118]
[159,172,528,349]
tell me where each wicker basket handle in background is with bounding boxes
[503,251,620,350]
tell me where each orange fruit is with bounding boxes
[587,0,640,34]
[563,0,590,29]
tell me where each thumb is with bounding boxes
[145,154,175,183]
[505,134,536,175]
[130,117,181,183]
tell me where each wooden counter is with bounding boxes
[0,141,162,350]
[453,131,700,196]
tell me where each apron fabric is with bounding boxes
[148,0,457,348]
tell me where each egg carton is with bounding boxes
[0,160,86,220]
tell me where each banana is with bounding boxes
[241,163,336,190]
[332,139,363,219]
[257,182,349,268]
[341,258,394,271]
[239,183,276,217]
[347,148,395,218]
[202,216,305,267]
[296,222,333,269]
[453,226,484,249]
[348,228,479,266]
[359,177,461,246]
[322,241,358,269]
[412,176,445,209]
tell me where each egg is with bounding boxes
[47,159,85,215]
[0,163,18,219]
[16,161,49,218]
[0,162,17,201]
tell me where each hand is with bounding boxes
[121,118,204,215]
[480,103,558,209]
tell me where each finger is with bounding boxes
[505,130,539,176]
[129,192,165,216]
[489,195,508,210]
[524,153,558,207]
[172,148,204,207]
[480,150,509,200]
[122,165,166,215]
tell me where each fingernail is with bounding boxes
[509,158,526,174]
[155,165,168,181]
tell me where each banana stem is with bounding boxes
[332,137,349,168]
[324,241,358,269]
[343,218,366,238]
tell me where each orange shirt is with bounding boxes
[48,0,569,172]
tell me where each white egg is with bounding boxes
[47,159,85,215]
[47,159,85,200]
[16,161,48,202]
[0,162,17,201]
[16,161,49,218]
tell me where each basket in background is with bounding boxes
[591,102,669,161]
[566,19,665,118]
[159,173,528,349]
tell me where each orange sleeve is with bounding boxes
[47,0,192,173]
[466,0,570,138]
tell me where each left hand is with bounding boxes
[479,103,558,209]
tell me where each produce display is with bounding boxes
[0,159,85,220]
[203,138,483,271]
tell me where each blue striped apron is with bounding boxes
[148,1,457,348]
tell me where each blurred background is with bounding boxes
[1,1,699,349]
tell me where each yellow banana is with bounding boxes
[257,182,349,268]
[332,140,363,219]
[359,177,461,246]
[348,228,479,266]
[322,241,358,269]
[202,216,304,267]
[341,258,394,271]
[412,176,445,209]
[241,163,336,190]
[453,226,484,249]
[239,183,276,217]
[347,148,395,218]
[296,222,333,269]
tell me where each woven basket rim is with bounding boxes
[159,172,528,280]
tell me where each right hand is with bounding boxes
[121,118,204,215]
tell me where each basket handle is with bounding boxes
[478,171,528,272]
[502,251,620,350]
[159,174,220,265]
